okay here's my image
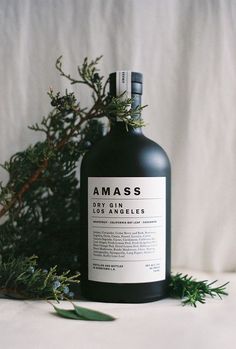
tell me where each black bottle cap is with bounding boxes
[109,71,143,96]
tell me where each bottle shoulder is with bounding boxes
[81,132,171,176]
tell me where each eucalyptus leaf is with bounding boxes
[53,305,84,320]
[72,303,116,321]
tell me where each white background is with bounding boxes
[0,0,236,272]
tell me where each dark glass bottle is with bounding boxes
[80,71,171,303]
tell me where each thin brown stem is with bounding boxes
[0,159,48,218]
[0,108,106,219]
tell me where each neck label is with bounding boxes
[116,71,132,99]
[116,71,132,121]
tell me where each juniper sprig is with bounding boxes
[0,256,79,301]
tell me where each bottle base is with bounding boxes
[81,293,167,304]
[81,279,169,304]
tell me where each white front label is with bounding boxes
[88,177,166,283]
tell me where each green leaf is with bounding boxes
[52,305,84,320]
[73,303,116,321]
[51,303,116,321]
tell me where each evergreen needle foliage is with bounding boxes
[169,273,229,307]
[0,255,79,300]
[0,55,145,299]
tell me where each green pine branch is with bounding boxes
[0,55,145,220]
[0,56,145,274]
[169,273,229,307]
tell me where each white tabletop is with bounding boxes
[0,271,235,349]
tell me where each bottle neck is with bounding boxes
[131,93,142,112]
[111,93,143,135]
[110,122,142,135]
